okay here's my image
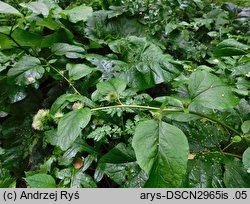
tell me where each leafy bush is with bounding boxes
[0,0,250,188]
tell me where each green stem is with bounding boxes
[222,142,234,152]
[223,152,242,159]
[91,104,241,136]
[47,64,81,95]
[91,104,161,112]
[199,150,242,159]
[189,110,242,136]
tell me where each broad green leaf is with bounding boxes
[132,120,189,187]
[0,28,43,49]
[97,78,127,96]
[165,112,200,122]
[66,63,93,81]
[214,39,249,57]
[0,34,15,50]
[86,11,147,43]
[71,172,97,188]
[98,143,146,187]
[12,28,43,47]
[243,147,250,173]
[85,54,127,79]
[36,17,61,30]
[55,168,71,180]
[241,120,250,133]
[184,156,224,188]
[50,94,96,115]
[58,143,85,166]
[217,39,249,50]
[109,36,180,90]
[61,5,93,23]
[123,169,148,188]
[177,119,227,152]
[41,29,74,48]
[99,143,136,164]
[0,51,9,62]
[224,158,250,187]
[8,89,27,103]
[154,96,185,109]
[40,156,56,173]
[51,43,85,59]
[44,129,60,146]
[7,56,45,86]
[188,70,238,110]
[231,62,250,77]
[25,174,56,188]
[20,2,50,17]
[236,77,250,95]
[236,99,250,119]
[0,1,22,15]
[165,22,178,35]
[101,162,146,187]
[57,108,91,151]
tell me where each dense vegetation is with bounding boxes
[0,0,250,188]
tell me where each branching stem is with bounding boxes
[91,104,241,136]
[47,64,81,95]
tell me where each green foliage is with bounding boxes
[0,1,22,15]
[132,120,189,187]
[243,148,250,173]
[7,56,45,86]
[188,70,239,110]
[25,173,57,188]
[57,108,91,150]
[0,0,250,188]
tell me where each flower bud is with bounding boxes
[32,109,50,130]
[72,102,84,110]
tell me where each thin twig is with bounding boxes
[47,64,81,95]
[222,152,242,159]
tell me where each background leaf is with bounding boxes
[0,1,22,15]
[97,143,147,187]
[71,171,97,188]
[66,63,93,81]
[85,11,147,43]
[61,5,93,23]
[109,36,180,90]
[223,158,250,187]
[20,2,50,17]
[184,155,224,188]
[97,78,126,96]
[51,43,85,59]
[214,39,249,57]
[243,147,250,173]
[7,56,45,86]
[241,120,250,133]
[50,94,96,114]
[188,70,239,110]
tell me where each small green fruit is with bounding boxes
[231,135,242,143]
